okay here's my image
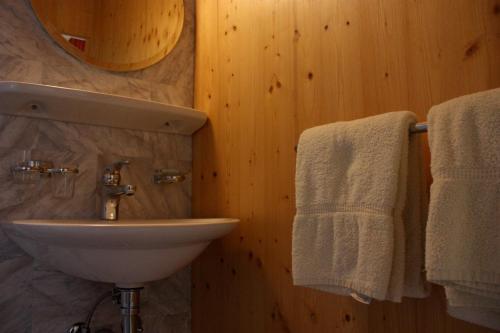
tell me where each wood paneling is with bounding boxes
[192,0,500,332]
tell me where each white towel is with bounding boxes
[292,111,422,302]
[425,88,500,330]
[402,134,431,298]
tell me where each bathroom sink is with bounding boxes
[3,218,239,287]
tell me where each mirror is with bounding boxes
[30,0,184,72]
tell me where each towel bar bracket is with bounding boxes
[410,123,427,134]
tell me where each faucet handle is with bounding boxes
[103,160,130,186]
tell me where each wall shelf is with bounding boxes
[0,81,207,135]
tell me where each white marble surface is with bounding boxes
[0,0,195,332]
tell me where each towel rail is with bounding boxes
[410,122,427,134]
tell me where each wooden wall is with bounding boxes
[192,0,500,332]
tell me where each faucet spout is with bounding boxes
[107,184,136,197]
[100,161,136,221]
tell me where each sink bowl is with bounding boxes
[3,218,238,287]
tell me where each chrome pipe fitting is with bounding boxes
[118,288,143,333]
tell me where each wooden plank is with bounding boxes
[193,0,500,332]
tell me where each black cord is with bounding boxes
[85,291,113,330]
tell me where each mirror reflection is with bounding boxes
[31,0,184,72]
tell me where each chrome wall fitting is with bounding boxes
[47,166,80,175]
[153,169,186,184]
[11,160,79,177]
[101,160,136,221]
[11,160,79,191]
[11,160,53,184]
[11,160,53,174]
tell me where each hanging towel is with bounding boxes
[425,88,500,330]
[446,287,500,331]
[402,134,431,298]
[292,111,421,302]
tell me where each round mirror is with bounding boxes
[30,0,184,72]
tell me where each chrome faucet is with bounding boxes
[101,160,136,221]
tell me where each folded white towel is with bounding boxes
[292,111,421,302]
[425,88,500,330]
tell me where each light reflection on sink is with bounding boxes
[3,218,239,287]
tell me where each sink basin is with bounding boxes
[3,218,238,287]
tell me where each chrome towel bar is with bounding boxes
[410,122,427,134]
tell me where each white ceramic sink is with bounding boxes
[3,218,238,287]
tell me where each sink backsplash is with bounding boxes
[0,0,195,332]
[0,115,193,332]
[0,116,192,222]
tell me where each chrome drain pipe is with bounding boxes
[117,288,143,333]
